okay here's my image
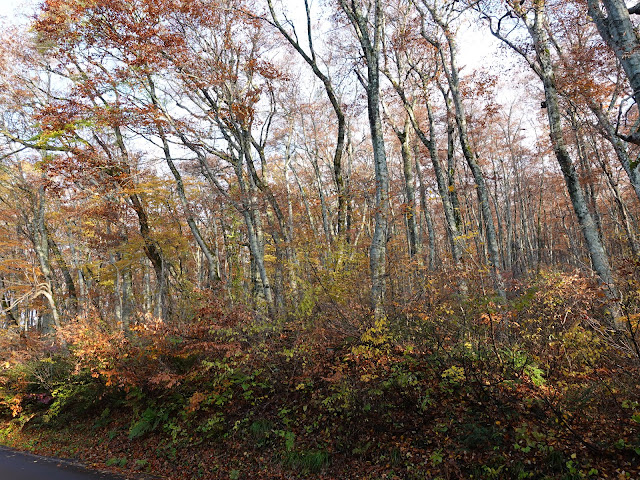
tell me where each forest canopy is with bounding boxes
[0,0,640,478]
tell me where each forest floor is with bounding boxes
[0,273,639,479]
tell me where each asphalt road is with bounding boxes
[0,447,132,480]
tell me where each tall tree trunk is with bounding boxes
[394,117,420,259]
[308,151,333,246]
[339,0,389,319]
[591,137,640,257]
[589,101,640,202]
[415,153,438,270]
[109,126,170,321]
[233,150,275,317]
[588,0,640,145]
[30,185,60,329]
[383,56,464,271]
[148,78,220,288]
[435,28,506,299]
[47,234,77,315]
[284,135,299,299]
[526,2,619,316]
[267,0,348,239]
[289,162,319,238]
[570,110,604,243]
[66,223,87,314]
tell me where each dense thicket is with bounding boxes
[1,0,640,478]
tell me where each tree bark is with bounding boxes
[527,1,619,311]
[148,77,221,288]
[30,185,60,329]
[436,27,506,299]
[392,116,420,259]
[339,0,390,319]
[588,0,640,144]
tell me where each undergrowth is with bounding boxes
[0,270,638,479]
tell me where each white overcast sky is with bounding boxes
[0,0,36,24]
[0,0,505,104]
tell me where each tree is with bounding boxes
[338,0,390,319]
[587,0,640,145]
[419,0,506,299]
[478,0,620,320]
[266,0,350,242]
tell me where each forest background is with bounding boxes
[0,0,639,478]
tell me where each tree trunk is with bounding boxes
[110,126,170,321]
[148,77,220,287]
[267,0,348,239]
[30,186,60,329]
[48,234,77,315]
[438,31,506,299]
[588,0,640,144]
[528,2,619,314]
[395,117,420,259]
[339,0,389,319]
[415,154,438,270]
[589,101,640,202]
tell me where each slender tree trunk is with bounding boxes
[66,223,87,314]
[497,154,514,271]
[589,101,640,202]
[109,126,170,320]
[290,162,318,237]
[267,0,348,238]
[592,138,640,256]
[384,62,464,270]
[339,0,389,318]
[438,33,506,299]
[30,186,60,329]
[48,234,77,315]
[588,0,640,144]
[415,154,437,270]
[571,111,604,243]
[234,151,275,317]
[284,136,299,299]
[394,117,420,259]
[309,151,333,245]
[148,78,220,287]
[527,2,619,316]
[425,102,466,268]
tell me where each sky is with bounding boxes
[0,0,35,23]
[0,0,497,68]
[0,0,517,113]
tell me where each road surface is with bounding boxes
[0,446,133,480]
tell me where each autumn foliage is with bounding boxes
[1,0,640,478]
